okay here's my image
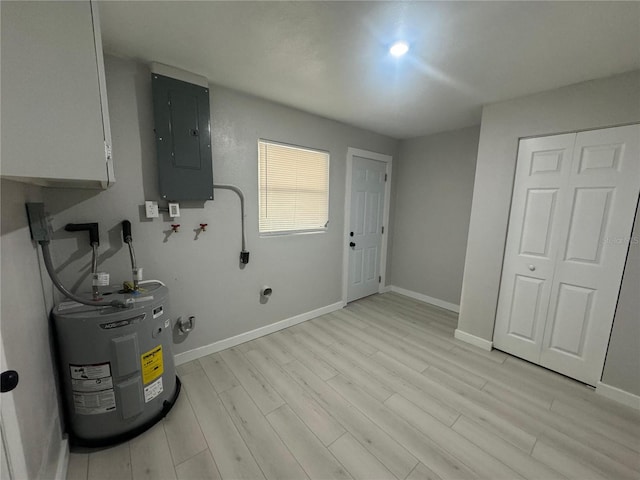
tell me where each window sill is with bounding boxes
[259,228,328,238]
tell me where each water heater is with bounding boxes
[52,282,180,446]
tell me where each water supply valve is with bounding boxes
[199,223,208,232]
[171,224,180,233]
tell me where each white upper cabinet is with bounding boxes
[1,1,114,189]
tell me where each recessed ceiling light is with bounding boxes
[389,41,409,57]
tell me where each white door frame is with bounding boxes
[342,147,393,306]
[0,340,28,480]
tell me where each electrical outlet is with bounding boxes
[145,201,159,218]
[168,203,180,218]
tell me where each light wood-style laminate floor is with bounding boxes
[67,292,640,480]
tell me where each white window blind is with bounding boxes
[258,140,329,234]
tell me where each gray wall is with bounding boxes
[1,179,61,479]
[390,126,479,306]
[458,70,640,393]
[43,55,398,356]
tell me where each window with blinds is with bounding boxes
[258,140,329,234]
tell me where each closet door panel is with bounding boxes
[493,134,575,361]
[540,124,640,385]
[563,187,613,264]
[546,283,594,356]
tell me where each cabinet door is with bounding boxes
[1,1,112,188]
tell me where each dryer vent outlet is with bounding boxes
[178,316,195,334]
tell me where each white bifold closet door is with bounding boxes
[494,124,640,386]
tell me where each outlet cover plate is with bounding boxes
[145,201,159,218]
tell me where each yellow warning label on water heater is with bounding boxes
[141,345,163,385]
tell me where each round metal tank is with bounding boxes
[52,282,180,447]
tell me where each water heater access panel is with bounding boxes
[152,74,213,201]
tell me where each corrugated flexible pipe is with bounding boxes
[40,241,128,308]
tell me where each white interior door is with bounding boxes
[347,156,386,302]
[493,133,575,363]
[539,125,640,384]
[494,124,640,385]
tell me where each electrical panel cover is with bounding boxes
[151,74,213,201]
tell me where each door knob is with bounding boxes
[349,242,356,247]
[528,265,536,271]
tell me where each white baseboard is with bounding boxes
[379,285,392,294]
[389,285,460,313]
[596,381,640,410]
[54,438,69,480]
[174,302,344,365]
[454,328,493,351]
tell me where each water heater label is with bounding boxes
[70,363,111,380]
[141,345,164,384]
[144,377,163,403]
[73,390,116,415]
[72,377,114,392]
[70,362,115,415]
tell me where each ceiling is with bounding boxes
[99,1,640,139]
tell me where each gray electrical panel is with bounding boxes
[151,74,213,201]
